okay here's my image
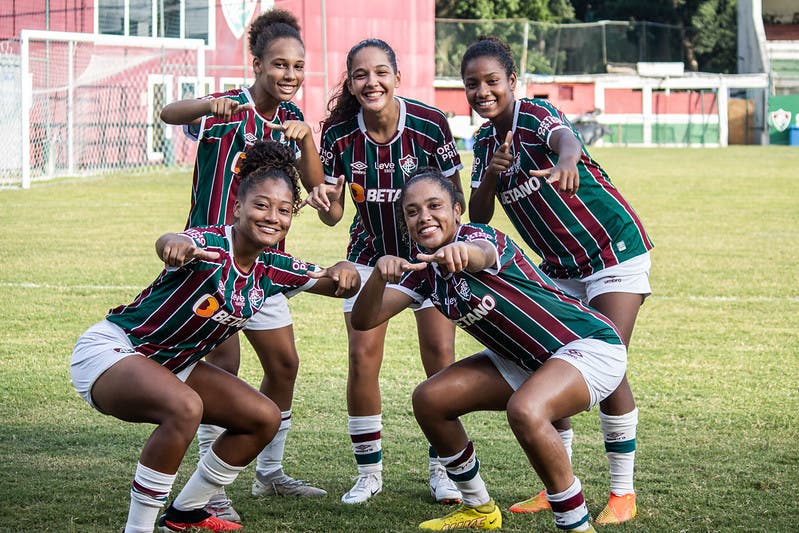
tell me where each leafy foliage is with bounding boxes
[437,0,738,73]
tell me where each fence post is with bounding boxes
[20,31,31,189]
[519,20,529,98]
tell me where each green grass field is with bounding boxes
[1,146,798,532]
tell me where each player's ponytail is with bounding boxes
[322,39,398,131]
[237,140,302,214]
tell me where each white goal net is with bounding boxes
[4,30,204,188]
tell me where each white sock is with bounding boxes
[173,449,244,511]
[196,424,224,462]
[558,428,574,463]
[124,462,175,533]
[600,408,638,495]
[546,476,591,532]
[438,441,489,507]
[256,410,291,477]
[348,414,382,475]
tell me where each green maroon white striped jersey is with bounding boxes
[106,225,316,373]
[395,223,623,371]
[321,96,462,265]
[471,98,653,279]
[185,87,302,233]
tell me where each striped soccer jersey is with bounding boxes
[185,87,302,231]
[396,223,623,371]
[106,225,316,373]
[321,96,463,265]
[471,98,653,279]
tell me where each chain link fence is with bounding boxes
[436,19,687,79]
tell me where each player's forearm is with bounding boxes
[464,241,497,273]
[467,177,496,223]
[317,202,344,226]
[297,140,324,191]
[160,99,211,125]
[350,273,388,330]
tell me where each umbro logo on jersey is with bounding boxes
[244,132,258,146]
[350,161,368,175]
[113,347,137,354]
[398,154,418,175]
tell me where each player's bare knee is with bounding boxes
[265,351,299,381]
[162,388,204,435]
[248,397,281,442]
[506,395,548,434]
[411,379,443,420]
[348,346,381,377]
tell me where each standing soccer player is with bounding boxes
[350,169,625,532]
[461,37,653,524]
[70,141,359,533]
[160,8,327,520]
[303,39,464,505]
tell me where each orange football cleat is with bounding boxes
[595,492,637,525]
[508,489,551,513]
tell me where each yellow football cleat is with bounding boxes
[508,489,550,513]
[595,492,637,525]
[419,499,502,530]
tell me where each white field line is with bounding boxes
[1,282,797,302]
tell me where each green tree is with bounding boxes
[570,0,738,72]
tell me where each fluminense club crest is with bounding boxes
[770,108,792,132]
[221,0,258,40]
[248,287,264,309]
[398,154,418,175]
[455,278,471,300]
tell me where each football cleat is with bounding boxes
[156,503,242,531]
[419,500,502,530]
[341,472,382,504]
[251,468,327,497]
[429,464,462,504]
[204,488,241,523]
[508,489,551,513]
[595,492,637,525]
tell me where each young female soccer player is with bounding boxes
[304,38,464,504]
[160,9,327,518]
[70,141,359,533]
[351,169,624,532]
[460,37,653,524]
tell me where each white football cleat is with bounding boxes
[341,472,382,504]
[429,464,462,504]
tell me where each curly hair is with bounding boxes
[237,141,302,214]
[460,36,516,78]
[248,8,303,60]
[322,39,398,131]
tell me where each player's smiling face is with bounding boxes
[462,55,516,123]
[402,178,461,252]
[234,177,294,249]
[347,46,400,114]
[254,36,306,104]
